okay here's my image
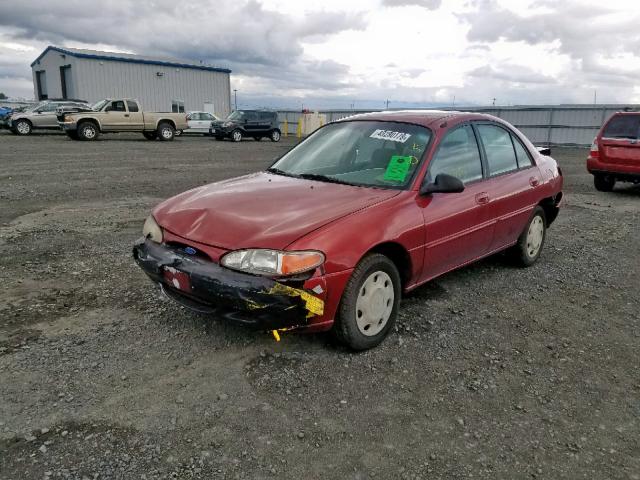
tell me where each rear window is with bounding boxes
[126,100,139,112]
[603,115,640,139]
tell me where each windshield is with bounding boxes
[227,111,245,120]
[92,99,110,111]
[269,121,432,189]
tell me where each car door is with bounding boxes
[125,100,144,130]
[419,124,495,281]
[32,103,58,128]
[102,100,129,131]
[599,114,640,169]
[257,112,273,133]
[243,112,259,133]
[473,123,542,252]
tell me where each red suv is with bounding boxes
[134,111,563,350]
[587,112,640,191]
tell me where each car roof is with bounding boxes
[337,110,501,128]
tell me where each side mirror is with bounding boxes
[536,146,551,156]
[420,173,465,195]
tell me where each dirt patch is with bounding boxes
[1,134,638,479]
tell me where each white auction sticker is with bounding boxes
[370,129,411,143]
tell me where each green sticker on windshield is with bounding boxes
[383,155,413,182]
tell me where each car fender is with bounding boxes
[287,191,424,284]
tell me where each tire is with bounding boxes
[143,131,158,140]
[511,206,547,267]
[77,121,99,141]
[157,122,175,141]
[174,129,183,137]
[269,129,281,142]
[231,129,242,142]
[333,253,401,351]
[594,174,615,192]
[14,119,32,136]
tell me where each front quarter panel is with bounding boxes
[288,191,424,282]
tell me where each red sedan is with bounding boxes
[134,111,563,350]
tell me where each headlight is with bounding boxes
[220,249,325,277]
[142,215,163,243]
[222,121,232,127]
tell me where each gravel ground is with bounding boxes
[1,131,638,479]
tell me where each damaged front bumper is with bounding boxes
[132,238,324,330]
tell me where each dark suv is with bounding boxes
[210,110,281,142]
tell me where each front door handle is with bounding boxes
[529,177,540,187]
[475,192,490,205]
[124,114,130,117]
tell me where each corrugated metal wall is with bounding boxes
[32,50,231,116]
[275,106,638,146]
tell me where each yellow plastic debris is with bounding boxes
[272,330,281,342]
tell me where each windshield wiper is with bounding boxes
[266,167,297,177]
[297,173,356,186]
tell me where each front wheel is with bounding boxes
[77,121,99,141]
[511,206,546,267]
[333,253,401,351]
[269,129,281,142]
[231,129,242,142]
[594,174,615,192]
[15,120,32,135]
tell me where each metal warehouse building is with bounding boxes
[31,46,231,116]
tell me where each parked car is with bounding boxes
[134,111,563,350]
[587,111,640,191]
[180,111,220,136]
[58,98,188,141]
[9,99,89,135]
[210,110,281,142]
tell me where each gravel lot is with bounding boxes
[1,131,638,479]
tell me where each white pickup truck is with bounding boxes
[58,98,188,141]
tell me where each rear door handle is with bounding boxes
[529,177,540,187]
[475,192,490,205]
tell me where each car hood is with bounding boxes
[153,172,400,250]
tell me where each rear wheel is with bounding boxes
[270,129,281,142]
[594,174,615,192]
[77,121,99,141]
[157,122,175,141]
[15,119,32,135]
[143,131,158,140]
[333,253,401,351]
[511,206,546,267]
[231,129,242,142]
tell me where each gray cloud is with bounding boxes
[468,64,556,85]
[459,0,640,79]
[0,0,366,98]
[382,0,442,9]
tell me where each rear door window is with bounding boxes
[427,124,483,184]
[126,100,139,112]
[511,134,533,168]
[603,115,640,139]
[477,124,519,176]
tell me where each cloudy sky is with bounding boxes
[1,0,639,108]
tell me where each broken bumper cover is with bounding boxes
[132,238,324,330]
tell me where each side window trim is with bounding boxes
[472,121,520,178]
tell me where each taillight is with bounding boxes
[589,137,599,159]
